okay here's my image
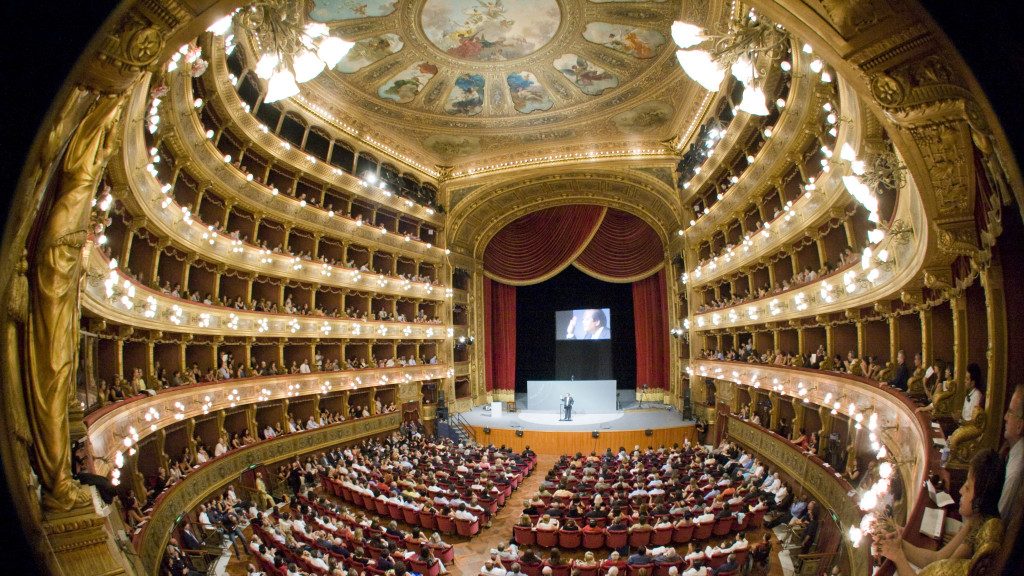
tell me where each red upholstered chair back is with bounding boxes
[574,566,599,576]
[626,563,655,576]
[436,515,456,535]
[558,530,583,550]
[513,525,536,546]
[712,515,734,536]
[536,529,559,548]
[455,517,480,537]
[672,524,695,544]
[693,521,713,541]
[521,561,544,576]
[547,564,571,576]
[628,527,653,548]
[582,531,605,550]
[605,529,628,549]
[409,558,441,576]
[419,510,438,530]
[650,526,673,546]
[654,560,684,576]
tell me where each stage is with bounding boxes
[461,392,696,454]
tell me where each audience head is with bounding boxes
[961,448,1004,518]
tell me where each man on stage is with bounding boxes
[564,393,574,421]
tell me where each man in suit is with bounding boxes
[565,309,608,340]
[565,393,574,421]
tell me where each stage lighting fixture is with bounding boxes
[592,431,600,438]
[515,429,524,437]
[644,429,653,436]
[483,427,491,434]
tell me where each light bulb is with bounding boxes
[676,50,725,92]
[671,21,705,48]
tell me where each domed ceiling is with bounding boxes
[296,0,727,171]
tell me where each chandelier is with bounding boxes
[671,9,790,116]
[207,0,354,103]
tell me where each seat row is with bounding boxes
[513,508,765,551]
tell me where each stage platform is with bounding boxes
[461,392,696,454]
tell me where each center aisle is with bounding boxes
[448,454,558,576]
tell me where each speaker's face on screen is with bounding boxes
[582,310,601,335]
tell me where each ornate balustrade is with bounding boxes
[165,63,446,263]
[114,81,449,301]
[684,44,818,237]
[84,368,440,475]
[134,411,401,575]
[727,417,866,576]
[689,170,926,328]
[693,360,942,551]
[202,38,442,225]
[82,243,452,341]
[685,76,862,288]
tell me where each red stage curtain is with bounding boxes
[483,205,605,284]
[484,277,516,392]
[632,269,669,390]
[575,208,664,282]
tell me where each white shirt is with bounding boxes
[1000,439,1023,517]
[214,442,227,457]
[963,388,983,421]
[299,362,311,374]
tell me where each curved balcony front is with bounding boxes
[159,67,447,264]
[115,81,449,302]
[690,169,925,329]
[84,368,442,477]
[685,76,862,288]
[82,243,452,341]
[683,44,817,235]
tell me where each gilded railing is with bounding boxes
[689,168,926,327]
[114,80,449,301]
[684,42,819,239]
[727,417,867,575]
[684,75,861,287]
[693,360,935,535]
[202,38,442,225]
[85,367,447,471]
[82,243,451,341]
[135,412,401,574]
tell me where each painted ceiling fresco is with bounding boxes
[302,0,724,167]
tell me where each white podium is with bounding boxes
[490,401,503,418]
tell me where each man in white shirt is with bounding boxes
[1000,384,1024,518]
[453,504,478,522]
[214,438,228,457]
[481,560,506,576]
[306,416,319,430]
[299,360,311,374]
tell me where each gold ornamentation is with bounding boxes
[948,408,986,467]
[27,91,127,511]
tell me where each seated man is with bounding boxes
[627,546,655,565]
[712,553,738,575]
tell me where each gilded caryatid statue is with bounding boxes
[948,404,986,467]
[906,365,927,397]
[933,376,961,418]
[26,93,126,511]
[876,361,895,382]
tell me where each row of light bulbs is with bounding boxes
[143,94,450,299]
[682,93,841,285]
[106,367,446,484]
[99,256,454,340]
[689,361,898,548]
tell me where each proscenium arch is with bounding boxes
[447,169,682,262]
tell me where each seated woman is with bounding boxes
[793,428,809,450]
[545,548,568,570]
[877,449,1004,576]
[573,551,599,570]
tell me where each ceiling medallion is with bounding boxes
[420,0,562,62]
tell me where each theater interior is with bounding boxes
[2,0,1023,575]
